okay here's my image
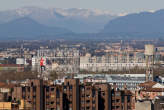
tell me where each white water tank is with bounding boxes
[16,58,25,65]
[144,44,155,55]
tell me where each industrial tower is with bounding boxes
[144,44,155,81]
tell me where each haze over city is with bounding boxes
[1,0,164,14]
[0,0,164,110]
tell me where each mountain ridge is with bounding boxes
[0,17,73,40]
[0,7,118,33]
[102,9,164,38]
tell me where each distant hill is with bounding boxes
[0,7,117,33]
[1,8,164,40]
[102,9,164,38]
[0,17,72,40]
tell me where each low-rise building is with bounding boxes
[136,81,164,101]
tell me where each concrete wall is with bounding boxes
[135,101,151,110]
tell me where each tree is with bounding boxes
[0,70,38,82]
[49,71,58,80]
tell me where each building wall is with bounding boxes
[135,101,151,110]
[11,79,135,110]
[12,79,44,110]
[80,53,147,71]
[137,91,162,100]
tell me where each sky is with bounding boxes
[0,0,164,14]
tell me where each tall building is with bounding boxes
[12,79,44,110]
[11,78,135,110]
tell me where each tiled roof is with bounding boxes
[0,82,15,88]
[139,81,157,88]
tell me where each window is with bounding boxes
[70,95,72,99]
[46,95,49,98]
[86,107,90,110]
[28,87,30,92]
[86,100,90,103]
[102,92,105,96]
[46,87,49,92]
[69,101,72,104]
[92,107,96,110]
[69,86,72,90]
[86,94,90,97]
[31,82,34,86]
[116,106,120,109]
[46,102,50,105]
[64,86,67,91]
[22,87,25,92]
[87,87,90,90]
[92,90,95,97]
[56,89,60,98]
[116,99,120,102]
[51,88,55,91]
[33,86,36,92]
[127,96,131,102]
[81,86,84,91]
[67,82,69,86]
[81,100,84,104]
[51,101,54,104]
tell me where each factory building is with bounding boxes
[75,74,146,90]
[80,47,160,72]
[34,48,80,74]
[80,52,146,72]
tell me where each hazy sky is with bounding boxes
[1,0,164,14]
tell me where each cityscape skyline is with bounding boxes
[0,0,164,110]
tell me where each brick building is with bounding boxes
[111,88,135,110]
[154,96,164,110]
[12,79,44,110]
[11,78,135,110]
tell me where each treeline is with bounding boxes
[0,70,38,82]
[79,68,146,74]
[79,67,164,76]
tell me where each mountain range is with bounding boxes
[102,9,164,38]
[1,7,164,40]
[0,17,72,40]
[0,7,117,33]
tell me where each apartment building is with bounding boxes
[10,78,135,110]
[80,51,160,72]
[111,88,135,110]
[154,96,164,110]
[12,79,44,110]
[80,52,146,72]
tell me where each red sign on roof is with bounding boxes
[40,57,44,66]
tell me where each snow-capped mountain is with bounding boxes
[0,7,118,33]
[53,8,115,17]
